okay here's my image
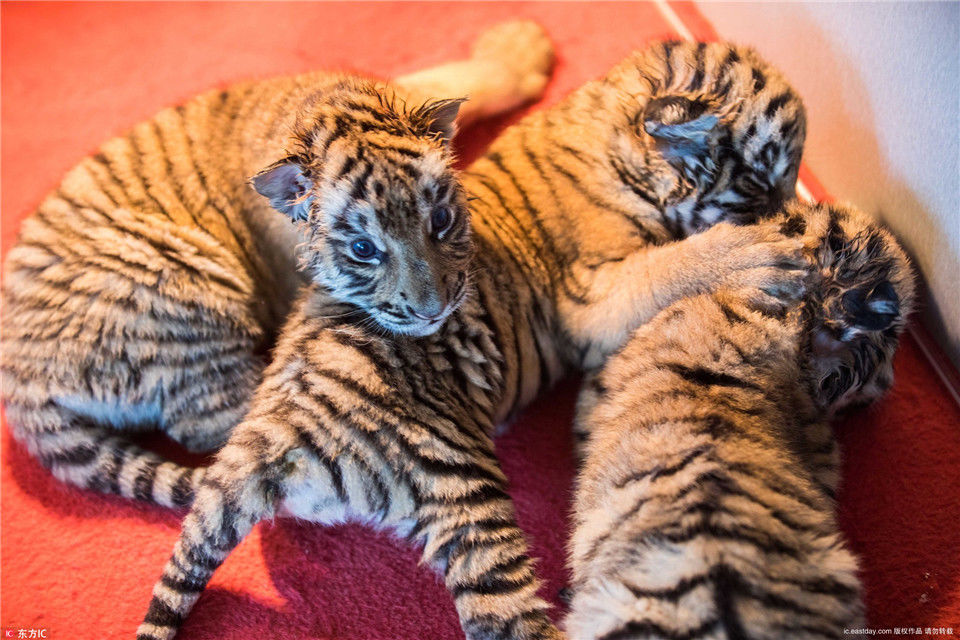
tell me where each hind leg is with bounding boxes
[137,411,390,640]
[140,420,563,640]
[160,348,265,453]
[137,426,283,640]
[408,439,562,640]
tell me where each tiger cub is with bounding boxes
[135,42,809,640]
[464,40,808,381]
[0,21,555,507]
[566,201,915,640]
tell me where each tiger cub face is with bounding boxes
[604,41,807,234]
[254,82,471,337]
[787,201,916,414]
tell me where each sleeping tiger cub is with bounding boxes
[0,20,555,507]
[136,42,808,640]
[566,201,916,640]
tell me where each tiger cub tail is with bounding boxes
[4,401,204,508]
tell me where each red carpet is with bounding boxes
[2,3,958,638]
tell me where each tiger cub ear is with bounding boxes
[641,95,722,158]
[251,157,314,222]
[414,97,466,144]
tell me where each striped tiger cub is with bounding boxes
[0,20,555,508]
[465,40,809,376]
[566,201,916,640]
[136,42,809,640]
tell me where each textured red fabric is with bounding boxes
[2,3,958,638]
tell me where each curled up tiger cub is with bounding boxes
[567,201,916,640]
[0,20,555,508]
[136,41,811,640]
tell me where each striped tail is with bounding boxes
[6,402,204,508]
[566,430,864,640]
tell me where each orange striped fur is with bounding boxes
[136,41,813,640]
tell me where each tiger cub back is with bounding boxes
[566,201,915,639]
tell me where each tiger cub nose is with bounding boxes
[408,299,445,321]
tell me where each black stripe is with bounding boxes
[765,92,791,119]
[172,105,260,281]
[42,442,98,466]
[486,151,588,304]
[308,385,490,502]
[599,617,719,640]
[311,366,486,455]
[579,492,650,569]
[364,138,420,158]
[662,41,677,89]
[289,422,348,503]
[467,171,552,291]
[721,563,846,624]
[349,161,374,201]
[101,443,128,495]
[452,573,532,598]
[689,42,706,90]
[160,570,207,594]
[149,120,202,229]
[665,363,764,391]
[624,572,710,602]
[181,542,222,572]
[142,596,184,628]
[712,564,751,640]
[170,470,196,507]
[127,128,175,220]
[433,526,524,567]
[540,151,658,244]
[726,461,821,511]
[655,521,802,557]
[718,300,750,325]
[615,444,710,489]
[133,459,164,501]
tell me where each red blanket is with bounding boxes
[2,3,958,638]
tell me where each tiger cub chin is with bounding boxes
[0,20,556,507]
[567,201,915,640]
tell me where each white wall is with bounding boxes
[698,1,960,369]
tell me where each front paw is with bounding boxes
[725,261,808,312]
[696,221,809,305]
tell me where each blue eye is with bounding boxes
[351,238,377,260]
[431,206,452,235]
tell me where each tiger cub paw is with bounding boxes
[692,220,810,310]
[470,20,555,102]
[838,280,900,333]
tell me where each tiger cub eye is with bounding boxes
[351,238,377,259]
[431,206,452,236]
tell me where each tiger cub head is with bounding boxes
[253,80,471,337]
[604,41,806,234]
[784,201,917,415]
